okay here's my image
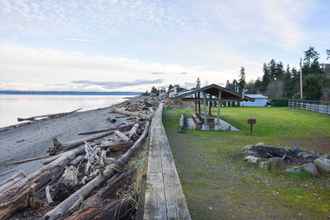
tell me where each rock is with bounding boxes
[302,163,320,177]
[286,166,304,174]
[269,157,286,170]
[258,160,270,170]
[314,158,330,173]
[244,155,259,164]
[297,151,316,159]
[243,145,253,151]
[288,146,302,156]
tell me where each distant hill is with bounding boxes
[0,90,142,96]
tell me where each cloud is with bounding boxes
[72,79,163,89]
[0,44,253,91]
[151,72,166,75]
[65,38,94,43]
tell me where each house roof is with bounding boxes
[245,94,268,99]
[174,83,253,101]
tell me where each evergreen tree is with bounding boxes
[238,67,246,94]
[262,63,271,92]
[168,84,174,92]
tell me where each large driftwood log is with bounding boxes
[114,131,130,142]
[99,141,131,152]
[0,146,84,220]
[77,123,134,136]
[64,198,136,220]
[49,131,113,155]
[17,108,82,122]
[0,172,25,193]
[111,107,149,120]
[44,121,150,220]
[5,155,52,166]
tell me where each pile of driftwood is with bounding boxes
[0,96,158,220]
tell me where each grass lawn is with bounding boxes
[164,107,330,220]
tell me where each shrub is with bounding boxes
[271,99,288,107]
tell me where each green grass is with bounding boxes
[164,107,330,220]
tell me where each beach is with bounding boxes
[0,100,129,183]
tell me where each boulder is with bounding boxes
[302,163,319,177]
[243,145,253,152]
[314,157,330,173]
[297,151,317,159]
[289,146,302,155]
[269,157,286,170]
[244,155,259,164]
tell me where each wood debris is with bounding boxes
[0,95,159,220]
[17,108,82,122]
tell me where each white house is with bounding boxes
[241,94,269,107]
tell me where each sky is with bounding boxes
[0,0,329,92]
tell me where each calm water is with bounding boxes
[0,95,133,128]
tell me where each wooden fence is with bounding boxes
[289,99,330,115]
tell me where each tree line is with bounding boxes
[226,47,330,100]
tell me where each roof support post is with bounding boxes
[198,92,201,115]
[194,93,197,113]
[202,92,209,130]
[215,91,222,130]
[208,94,212,116]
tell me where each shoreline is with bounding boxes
[0,96,136,182]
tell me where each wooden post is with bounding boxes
[208,94,212,116]
[194,93,197,113]
[215,91,222,131]
[217,91,222,122]
[202,92,209,130]
[198,92,201,115]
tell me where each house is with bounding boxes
[320,63,330,74]
[168,85,188,98]
[240,94,268,107]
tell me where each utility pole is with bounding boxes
[299,58,303,99]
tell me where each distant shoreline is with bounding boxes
[0,90,141,96]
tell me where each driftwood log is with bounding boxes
[111,107,149,120]
[49,131,113,155]
[99,141,131,152]
[0,146,85,220]
[77,123,134,136]
[128,123,139,139]
[44,121,150,220]
[114,131,130,142]
[5,155,52,166]
[64,198,136,220]
[17,108,82,122]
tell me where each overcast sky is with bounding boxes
[0,0,329,92]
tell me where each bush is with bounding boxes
[271,99,288,107]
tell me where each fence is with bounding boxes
[289,99,330,115]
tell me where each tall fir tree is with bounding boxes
[238,67,246,94]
